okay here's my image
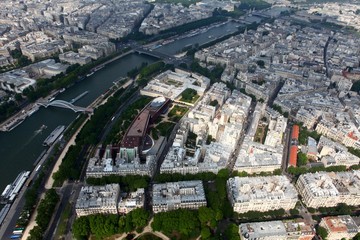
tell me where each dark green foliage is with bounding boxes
[72,216,91,239]
[139,62,165,79]
[206,134,215,144]
[236,209,286,221]
[180,88,198,103]
[10,49,31,67]
[28,226,43,240]
[190,61,224,84]
[297,152,308,167]
[318,203,355,215]
[86,175,149,192]
[155,121,175,137]
[297,124,321,145]
[0,100,19,123]
[62,114,87,141]
[289,208,300,216]
[317,226,328,240]
[127,62,148,78]
[152,209,200,238]
[225,223,240,240]
[209,99,218,107]
[73,209,150,239]
[348,147,360,158]
[28,189,59,239]
[287,165,347,176]
[137,62,174,86]
[272,104,289,118]
[168,105,188,122]
[353,233,360,240]
[256,60,265,68]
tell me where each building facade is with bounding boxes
[152,180,206,213]
[227,176,298,213]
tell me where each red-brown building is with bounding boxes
[120,96,170,153]
[292,125,299,140]
[289,145,298,167]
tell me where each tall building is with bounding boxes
[227,176,298,213]
[296,171,360,208]
[75,184,120,216]
[152,180,206,213]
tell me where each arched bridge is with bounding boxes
[37,100,93,113]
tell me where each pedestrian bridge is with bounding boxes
[37,100,93,113]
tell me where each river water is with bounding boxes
[0,20,242,196]
[156,21,243,55]
[0,53,156,194]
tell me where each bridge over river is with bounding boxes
[36,100,93,113]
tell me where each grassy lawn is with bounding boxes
[155,121,175,137]
[54,202,72,240]
[254,125,267,144]
[168,105,188,122]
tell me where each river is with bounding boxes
[0,53,157,195]
[0,20,244,199]
[156,21,243,55]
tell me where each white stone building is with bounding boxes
[152,180,206,213]
[227,176,298,213]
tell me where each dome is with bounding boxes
[150,96,166,108]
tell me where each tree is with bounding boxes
[73,216,90,239]
[225,223,240,240]
[353,233,360,240]
[290,208,300,216]
[297,152,308,167]
[28,226,43,240]
[209,99,218,107]
[198,207,216,228]
[201,227,211,239]
[317,226,328,240]
[256,60,265,68]
[336,203,352,215]
[130,208,150,230]
[15,93,23,101]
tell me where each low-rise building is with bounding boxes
[0,69,36,93]
[75,184,120,217]
[152,180,206,213]
[59,51,91,66]
[239,219,315,240]
[140,69,210,104]
[227,176,298,213]
[319,215,359,240]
